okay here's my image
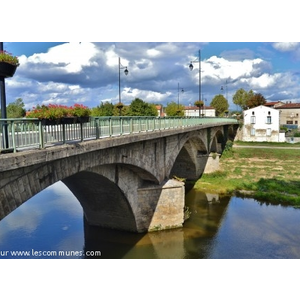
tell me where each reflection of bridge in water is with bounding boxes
[83,192,231,259]
[0,117,238,234]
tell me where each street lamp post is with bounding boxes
[189,49,202,111]
[177,82,184,114]
[0,42,9,148]
[118,57,129,116]
[221,79,228,100]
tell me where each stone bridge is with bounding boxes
[0,122,238,233]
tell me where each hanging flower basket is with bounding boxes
[41,118,61,126]
[61,117,77,124]
[0,62,18,78]
[76,116,90,123]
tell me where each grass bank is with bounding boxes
[193,141,300,206]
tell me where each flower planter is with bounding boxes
[62,117,77,124]
[0,62,18,78]
[41,118,61,126]
[76,116,90,123]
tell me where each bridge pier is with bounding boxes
[136,179,185,232]
[203,153,221,174]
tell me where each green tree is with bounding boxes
[246,93,266,108]
[165,101,185,117]
[210,94,229,116]
[232,88,254,110]
[128,98,157,116]
[113,104,130,116]
[91,102,114,116]
[7,98,26,118]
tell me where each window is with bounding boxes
[287,121,293,124]
[266,128,271,136]
[250,128,255,136]
[251,116,256,124]
[266,116,272,124]
[296,121,298,125]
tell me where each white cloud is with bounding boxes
[204,56,268,81]
[241,73,280,89]
[22,42,99,73]
[272,42,300,52]
[4,42,300,109]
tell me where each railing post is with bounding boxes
[39,120,44,149]
[95,118,100,139]
[130,117,133,134]
[109,117,112,137]
[11,120,16,153]
[120,117,123,135]
[62,124,66,144]
[80,122,84,142]
[139,117,141,132]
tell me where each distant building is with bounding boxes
[264,101,285,108]
[156,105,165,117]
[275,102,300,128]
[184,105,216,117]
[242,105,285,142]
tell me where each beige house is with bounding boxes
[184,105,216,117]
[276,102,300,128]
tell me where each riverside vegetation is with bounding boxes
[193,141,300,207]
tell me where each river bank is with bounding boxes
[191,141,300,206]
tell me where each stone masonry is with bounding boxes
[0,123,238,232]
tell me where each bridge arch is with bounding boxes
[210,129,225,153]
[168,131,208,180]
[63,170,138,232]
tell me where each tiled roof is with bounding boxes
[264,101,281,106]
[278,103,300,109]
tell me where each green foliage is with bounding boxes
[165,101,184,117]
[113,104,130,116]
[26,104,91,120]
[210,94,229,116]
[246,93,266,108]
[72,104,91,117]
[128,98,157,116]
[6,98,26,118]
[91,102,114,116]
[222,140,234,157]
[232,88,254,110]
[243,178,300,205]
[0,50,19,66]
[194,100,204,107]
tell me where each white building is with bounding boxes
[242,105,285,142]
[184,105,216,117]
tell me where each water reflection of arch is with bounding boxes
[183,191,231,258]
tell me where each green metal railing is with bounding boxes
[0,116,238,153]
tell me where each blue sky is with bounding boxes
[2,42,300,111]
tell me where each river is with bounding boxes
[0,181,300,259]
